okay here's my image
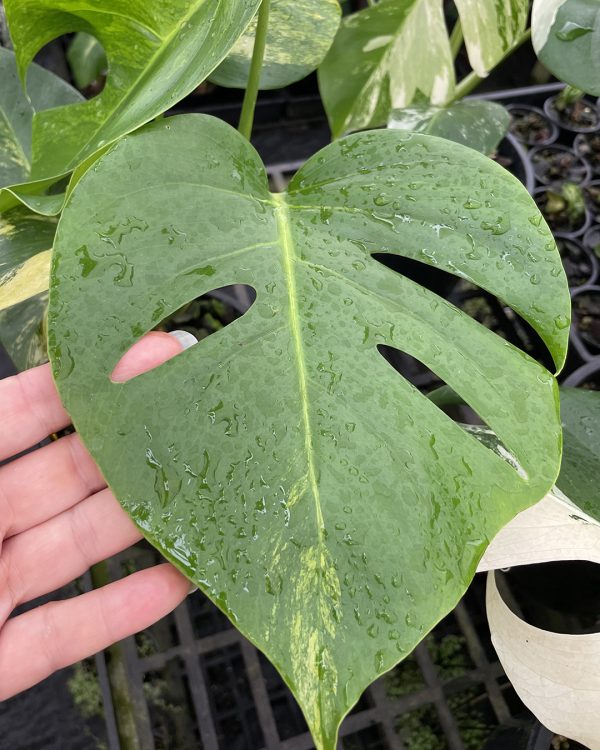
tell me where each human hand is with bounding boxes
[0,332,192,700]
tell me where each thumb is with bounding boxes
[110,330,197,383]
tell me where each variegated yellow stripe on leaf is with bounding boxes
[0,206,56,311]
[0,249,52,312]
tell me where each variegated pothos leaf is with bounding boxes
[210,0,341,89]
[532,0,600,96]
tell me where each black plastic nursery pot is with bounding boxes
[556,236,599,288]
[543,94,600,136]
[533,184,592,238]
[529,144,592,186]
[562,356,600,388]
[574,133,600,177]
[526,722,591,750]
[583,180,600,224]
[506,104,559,148]
[570,285,600,360]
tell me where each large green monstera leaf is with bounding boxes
[532,0,600,96]
[4,0,261,181]
[210,0,341,89]
[0,48,83,214]
[49,115,569,750]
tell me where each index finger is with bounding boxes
[0,364,70,462]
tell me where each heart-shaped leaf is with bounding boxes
[532,0,600,96]
[210,0,341,89]
[49,114,569,750]
[4,0,261,180]
[557,387,600,522]
[454,0,529,77]
[318,0,455,137]
[0,47,83,214]
[388,99,510,155]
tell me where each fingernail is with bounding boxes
[168,330,198,350]
[188,583,198,596]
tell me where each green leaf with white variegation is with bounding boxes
[0,47,83,214]
[67,32,107,89]
[388,99,510,155]
[454,0,529,77]
[532,0,600,96]
[49,114,569,750]
[4,0,261,180]
[210,0,341,89]
[318,0,455,138]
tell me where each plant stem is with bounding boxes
[366,0,377,6]
[447,27,532,105]
[238,0,271,141]
[449,18,463,60]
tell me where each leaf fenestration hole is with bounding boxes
[447,284,555,371]
[110,285,256,383]
[371,253,555,370]
[372,252,459,299]
[376,344,528,480]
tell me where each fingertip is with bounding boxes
[110,331,184,383]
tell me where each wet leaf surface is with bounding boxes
[210,0,340,90]
[49,114,569,750]
[388,100,510,155]
[532,0,600,96]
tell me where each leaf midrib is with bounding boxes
[274,193,324,528]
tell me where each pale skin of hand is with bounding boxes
[0,332,191,701]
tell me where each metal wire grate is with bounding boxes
[95,538,530,750]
